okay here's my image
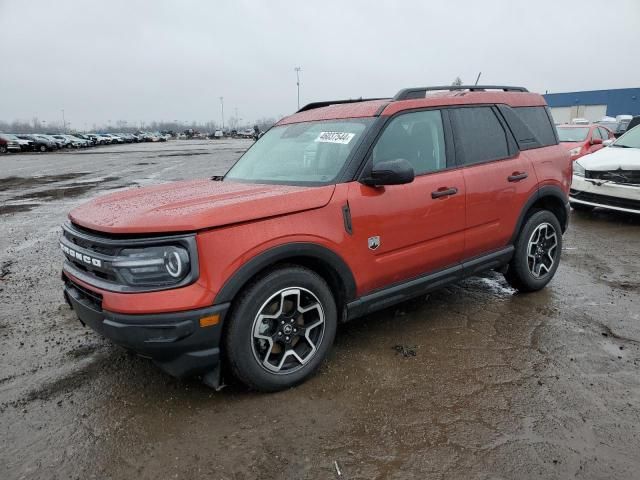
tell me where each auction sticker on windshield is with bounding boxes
[315,131,355,144]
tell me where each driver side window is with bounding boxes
[372,110,447,175]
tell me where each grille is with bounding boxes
[585,169,640,184]
[570,190,640,211]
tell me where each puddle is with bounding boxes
[155,151,209,158]
[8,177,121,203]
[0,173,88,190]
[0,204,39,215]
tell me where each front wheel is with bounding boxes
[504,210,562,292]
[224,266,337,392]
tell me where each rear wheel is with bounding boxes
[504,210,562,292]
[224,266,337,392]
[39,145,46,152]
[570,202,595,212]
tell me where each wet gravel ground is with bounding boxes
[1,140,639,480]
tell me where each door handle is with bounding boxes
[431,187,458,199]
[508,172,528,182]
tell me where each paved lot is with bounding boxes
[1,140,639,480]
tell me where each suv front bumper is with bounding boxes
[570,175,640,214]
[63,275,229,379]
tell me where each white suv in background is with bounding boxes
[570,125,640,214]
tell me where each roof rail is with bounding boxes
[393,85,529,101]
[296,98,386,113]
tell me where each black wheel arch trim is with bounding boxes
[510,185,569,245]
[214,242,357,305]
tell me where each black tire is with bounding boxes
[224,266,337,392]
[570,202,594,212]
[0,145,7,154]
[39,145,46,152]
[504,210,562,292]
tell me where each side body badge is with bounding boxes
[368,236,380,250]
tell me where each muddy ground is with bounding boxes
[1,140,639,480]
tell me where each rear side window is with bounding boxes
[514,106,557,147]
[450,107,510,165]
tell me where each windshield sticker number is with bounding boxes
[315,131,355,144]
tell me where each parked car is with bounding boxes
[60,85,570,391]
[625,116,640,133]
[70,133,95,146]
[0,133,22,153]
[95,134,114,144]
[6,133,34,151]
[42,134,67,149]
[27,134,58,151]
[570,125,640,214]
[556,124,615,161]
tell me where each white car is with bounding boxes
[570,125,640,214]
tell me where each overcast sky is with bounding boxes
[1,0,639,129]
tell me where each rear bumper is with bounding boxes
[63,276,229,378]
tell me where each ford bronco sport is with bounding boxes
[61,85,570,391]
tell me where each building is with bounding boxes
[543,88,640,124]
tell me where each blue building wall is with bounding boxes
[543,88,640,117]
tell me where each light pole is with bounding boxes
[294,66,302,110]
[61,109,66,132]
[219,97,224,130]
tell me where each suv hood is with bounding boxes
[577,146,640,171]
[69,179,336,234]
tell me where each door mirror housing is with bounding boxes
[602,138,614,147]
[362,158,415,187]
[591,137,603,145]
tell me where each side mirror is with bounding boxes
[591,137,603,145]
[362,158,415,187]
[602,139,614,147]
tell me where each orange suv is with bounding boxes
[61,85,571,391]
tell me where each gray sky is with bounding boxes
[1,0,639,129]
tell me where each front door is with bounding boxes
[347,109,466,294]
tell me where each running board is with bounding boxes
[346,247,514,320]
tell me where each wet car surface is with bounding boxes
[1,140,639,479]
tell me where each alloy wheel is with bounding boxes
[251,287,325,374]
[526,222,558,278]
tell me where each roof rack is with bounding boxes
[393,85,528,101]
[296,97,386,113]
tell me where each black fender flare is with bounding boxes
[214,242,357,305]
[509,186,569,244]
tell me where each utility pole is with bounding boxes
[61,109,66,132]
[220,97,224,130]
[294,66,302,109]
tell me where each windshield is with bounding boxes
[612,125,640,148]
[557,127,590,142]
[225,119,372,184]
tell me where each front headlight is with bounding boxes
[568,146,582,158]
[112,245,191,286]
[573,161,586,177]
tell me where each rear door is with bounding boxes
[347,109,465,294]
[450,106,537,259]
